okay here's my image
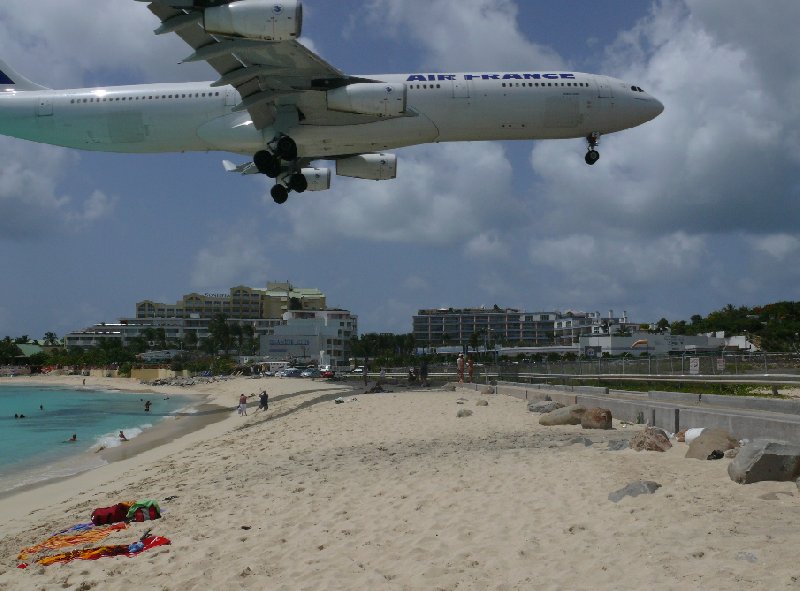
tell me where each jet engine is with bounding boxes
[299,167,331,191]
[327,83,407,117]
[204,0,302,41]
[336,154,397,181]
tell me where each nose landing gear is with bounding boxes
[585,132,601,166]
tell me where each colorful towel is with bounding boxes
[18,523,128,560]
[35,535,170,566]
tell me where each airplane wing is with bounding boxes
[141,0,361,130]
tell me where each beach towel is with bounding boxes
[18,523,128,560]
[34,535,171,566]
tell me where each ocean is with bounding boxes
[0,384,195,494]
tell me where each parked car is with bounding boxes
[300,368,321,378]
[350,366,365,375]
[277,367,301,377]
[321,370,336,379]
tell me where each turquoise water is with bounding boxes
[0,385,194,493]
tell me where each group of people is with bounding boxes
[456,353,475,383]
[238,390,270,416]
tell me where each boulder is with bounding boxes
[629,427,672,452]
[538,404,586,426]
[685,428,739,460]
[581,407,612,430]
[728,439,800,484]
[481,387,495,395]
[607,439,630,451]
[608,480,662,503]
[475,399,489,407]
[456,409,473,418]
[527,400,564,414]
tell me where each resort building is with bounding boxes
[413,308,559,348]
[135,282,326,320]
[64,281,333,352]
[259,310,358,368]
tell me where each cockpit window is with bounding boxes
[631,86,645,93]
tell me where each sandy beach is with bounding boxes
[1,375,799,590]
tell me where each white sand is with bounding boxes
[1,375,799,590]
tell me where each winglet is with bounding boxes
[0,60,49,91]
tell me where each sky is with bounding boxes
[1,0,799,341]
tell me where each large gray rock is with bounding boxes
[527,400,564,414]
[685,427,739,460]
[728,439,800,484]
[629,427,672,452]
[581,407,612,430]
[538,404,586,426]
[608,481,662,503]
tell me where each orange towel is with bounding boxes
[18,523,128,560]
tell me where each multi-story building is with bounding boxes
[64,281,329,350]
[553,310,640,345]
[259,310,358,367]
[413,308,559,348]
[135,282,326,320]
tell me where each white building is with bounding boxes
[259,310,357,368]
[579,331,729,357]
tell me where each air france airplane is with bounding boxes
[0,0,663,204]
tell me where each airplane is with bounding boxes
[0,0,663,204]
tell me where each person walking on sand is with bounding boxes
[457,353,465,383]
[259,390,269,411]
[238,393,248,416]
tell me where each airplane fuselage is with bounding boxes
[0,71,663,159]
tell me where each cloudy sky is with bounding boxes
[1,0,799,341]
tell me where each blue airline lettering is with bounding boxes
[406,73,577,83]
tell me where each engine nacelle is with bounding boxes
[300,167,331,191]
[336,154,397,181]
[204,0,302,41]
[327,83,407,117]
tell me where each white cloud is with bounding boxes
[283,142,525,245]
[364,0,566,71]
[191,227,271,289]
[748,234,800,260]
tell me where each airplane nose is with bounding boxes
[649,97,664,120]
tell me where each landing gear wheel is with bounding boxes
[271,184,289,204]
[274,136,298,161]
[288,173,308,194]
[585,150,600,166]
[253,150,280,178]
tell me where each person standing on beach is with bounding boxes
[259,390,269,411]
[238,393,248,416]
[457,354,465,383]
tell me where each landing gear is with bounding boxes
[585,132,601,166]
[253,150,280,178]
[287,173,308,194]
[258,134,301,204]
[271,184,289,205]
[274,135,298,161]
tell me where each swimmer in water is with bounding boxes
[66,434,77,443]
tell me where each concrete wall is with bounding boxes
[130,368,192,381]
[457,381,800,444]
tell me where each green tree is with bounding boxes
[0,337,23,364]
[43,332,59,346]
